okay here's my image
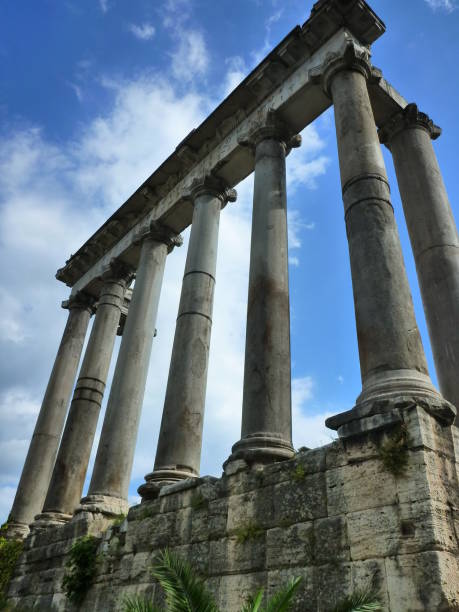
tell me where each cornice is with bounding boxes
[55,0,385,289]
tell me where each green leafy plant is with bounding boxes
[241,577,302,612]
[330,587,382,612]
[121,550,303,612]
[0,536,24,609]
[122,595,159,612]
[111,514,127,528]
[235,523,264,544]
[291,464,306,482]
[62,536,100,604]
[378,424,409,477]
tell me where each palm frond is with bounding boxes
[240,589,264,612]
[330,587,382,612]
[121,594,161,612]
[151,549,218,612]
[262,577,303,612]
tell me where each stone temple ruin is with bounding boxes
[3,0,459,610]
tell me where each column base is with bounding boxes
[357,368,445,405]
[77,494,129,517]
[224,432,295,470]
[326,392,456,439]
[1,520,30,540]
[138,466,198,500]
[31,511,72,532]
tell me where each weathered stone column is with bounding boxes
[79,223,182,515]
[33,261,133,528]
[312,44,455,436]
[5,293,94,538]
[139,177,236,496]
[226,114,300,467]
[379,104,459,423]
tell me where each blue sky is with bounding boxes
[1,0,458,522]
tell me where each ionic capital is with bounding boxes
[62,291,96,314]
[189,175,237,207]
[101,258,135,285]
[378,103,442,147]
[136,221,183,253]
[239,109,301,154]
[309,40,374,97]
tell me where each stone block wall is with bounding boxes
[6,405,459,611]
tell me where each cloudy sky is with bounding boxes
[1,0,458,522]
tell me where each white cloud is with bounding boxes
[291,377,337,449]
[288,209,314,250]
[287,124,330,191]
[99,0,109,13]
[424,0,457,11]
[223,56,247,97]
[68,82,83,101]
[129,23,156,41]
[289,256,300,267]
[170,30,209,82]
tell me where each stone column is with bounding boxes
[379,104,459,423]
[5,293,94,538]
[226,114,300,467]
[311,44,455,436]
[79,223,182,516]
[139,177,236,497]
[34,261,133,528]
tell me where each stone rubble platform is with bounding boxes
[7,405,459,611]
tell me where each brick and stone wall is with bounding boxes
[7,405,459,611]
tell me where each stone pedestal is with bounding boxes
[139,178,236,497]
[79,224,181,516]
[226,115,300,467]
[34,262,133,529]
[379,104,459,424]
[312,44,454,434]
[4,293,94,539]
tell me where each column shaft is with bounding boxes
[81,227,179,515]
[331,68,436,401]
[36,273,129,525]
[140,182,232,495]
[228,130,295,465]
[6,295,93,537]
[381,110,459,419]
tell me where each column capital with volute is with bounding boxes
[239,109,302,153]
[188,174,237,208]
[135,220,183,253]
[309,39,379,96]
[379,103,442,147]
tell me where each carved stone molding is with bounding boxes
[62,291,96,314]
[189,175,238,207]
[136,221,183,253]
[378,102,442,147]
[309,39,373,97]
[238,109,302,154]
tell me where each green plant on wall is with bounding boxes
[378,423,410,477]
[62,535,100,604]
[0,533,23,609]
[121,549,382,612]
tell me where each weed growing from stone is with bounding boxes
[291,463,306,482]
[235,523,264,543]
[0,533,23,608]
[111,514,127,528]
[378,424,409,478]
[190,492,208,511]
[62,535,100,604]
